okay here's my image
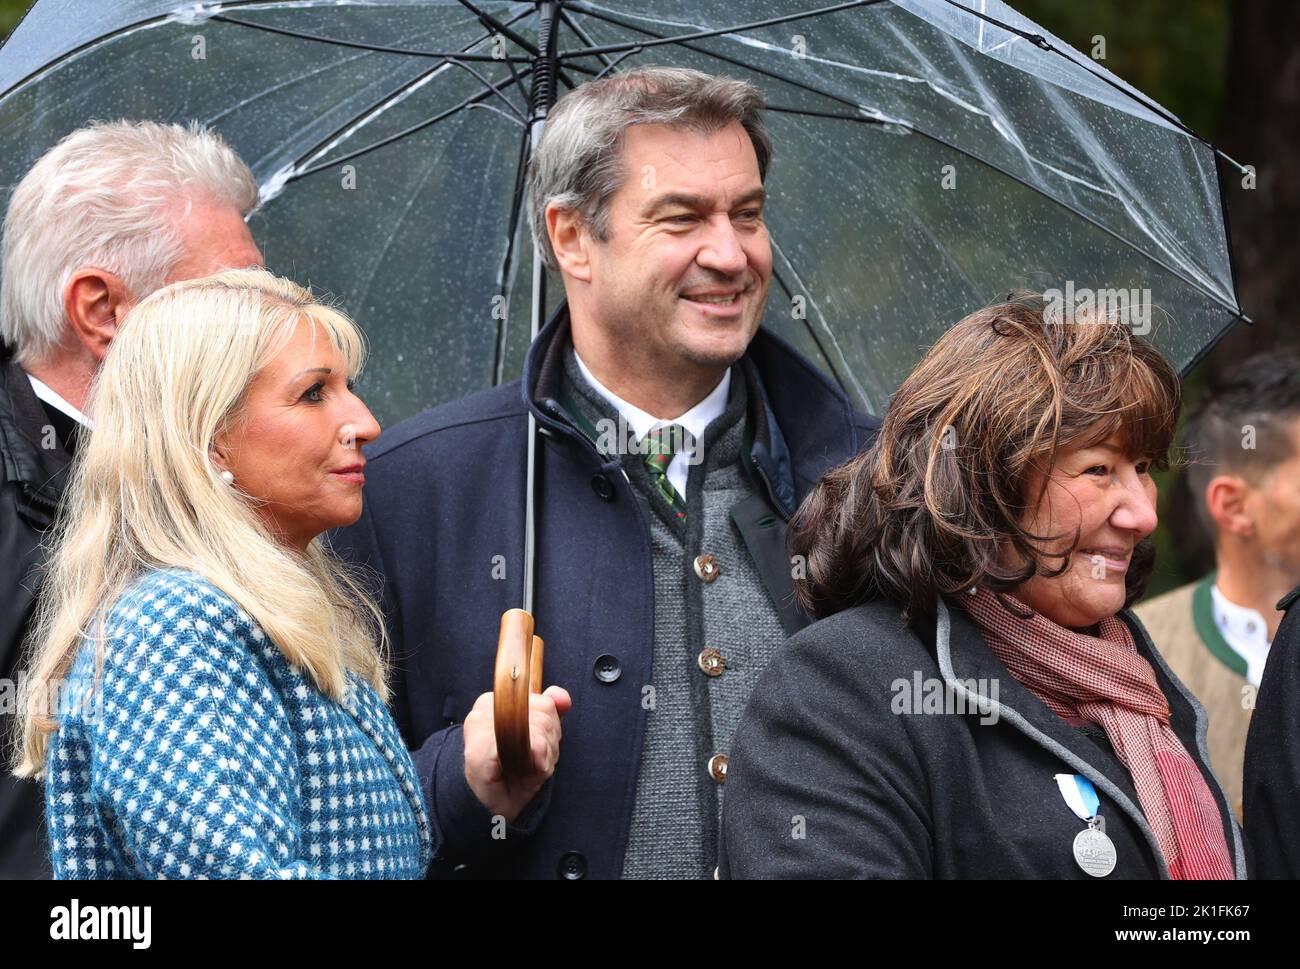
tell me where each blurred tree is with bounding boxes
[0,0,30,40]
[1016,0,1230,133]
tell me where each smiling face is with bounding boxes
[1011,431,1159,629]
[213,317,380,552]
[578,120,772,375]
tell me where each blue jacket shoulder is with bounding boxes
[365,382,526,462]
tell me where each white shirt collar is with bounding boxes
[573,349,731,503]
[1210,583,1271,687]
[27,374,94,429]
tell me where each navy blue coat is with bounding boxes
[330,304,877,878]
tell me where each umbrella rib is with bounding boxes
[0,0,305,102]
[277,7,537,181]
[443,57,528,124]
[769,264,852,398]
[590,49,643,81]
[492,118,536,386]
[493,26,531,116]
[935,0,1238,164]
[453,0,540,56]
[293,69,532,180]
[452,0,595,85]
[557,8,617,74]
[210,12,533,62]
[762,104,1246,322]
[560,3,870,117]
[556,0,886,59]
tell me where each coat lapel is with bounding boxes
[729,495,806,636]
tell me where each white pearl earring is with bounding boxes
[219,470,235,484]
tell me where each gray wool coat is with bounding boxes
[719,596,1246,880]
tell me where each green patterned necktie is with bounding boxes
[641,423,692,520]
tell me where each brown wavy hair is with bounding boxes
[793,292,1182,621]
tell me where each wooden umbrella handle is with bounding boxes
[494,609,544,782]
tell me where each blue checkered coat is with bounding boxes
[44,568,431,879]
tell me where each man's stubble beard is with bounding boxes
[675,279,770,371]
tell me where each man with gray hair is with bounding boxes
[333,67,877,878]
[1,120,263,878]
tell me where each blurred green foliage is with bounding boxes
[1016,0,1230,136]
[0,0,28,40]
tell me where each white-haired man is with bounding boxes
[0,120,263,878]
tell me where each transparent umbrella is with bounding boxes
[0,0,1248,425]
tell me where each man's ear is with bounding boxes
[1205,474,1254,538]
[546,203,593,282]
[63,268,132,363]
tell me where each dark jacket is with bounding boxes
[0,352,68,879]
[330,303,877,879]
[720,596,1247,879]
[1242,584,1300,879]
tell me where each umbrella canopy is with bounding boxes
[0,0,1247,427]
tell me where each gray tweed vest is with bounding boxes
[560,347,788,879]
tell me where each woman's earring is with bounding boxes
[219,469,235,485]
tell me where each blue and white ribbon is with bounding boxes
[1053,773,1100,821]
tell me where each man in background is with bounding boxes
[1136,352,1300,818]
[1,120,263,878]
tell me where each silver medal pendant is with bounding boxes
[1073,815,1118,877]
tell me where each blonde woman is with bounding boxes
[14,268,431,879]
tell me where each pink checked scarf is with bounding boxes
[960,587,1235,880]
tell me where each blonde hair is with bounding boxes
[14,268,387,777]
[1,119,258,365]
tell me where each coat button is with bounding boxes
[708,753,728,783]
[593,654,622,683]
[697,648,725,677]
[591,474,615,501]
[558,851,587,880]
[693,553,720,583]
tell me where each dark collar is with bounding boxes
[523,301,860,520]
[0,355,73,527]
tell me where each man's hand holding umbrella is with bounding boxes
[463,684,572,823]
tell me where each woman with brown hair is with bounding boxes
[719,294,1244,879]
